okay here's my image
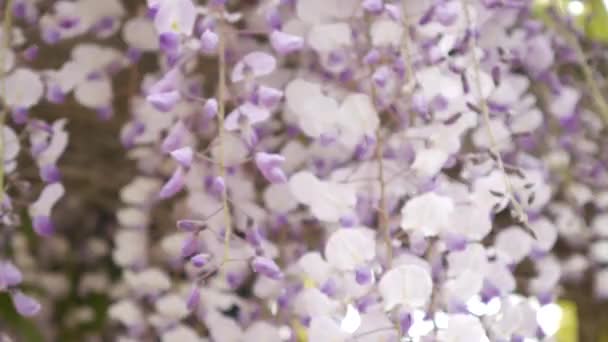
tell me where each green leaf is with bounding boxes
[587,0,608,42]
[0,292,45,342]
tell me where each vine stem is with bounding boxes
[216,22,233,263]
[400,0,415,90]
[459,0,529,228]
[0,0,15,205]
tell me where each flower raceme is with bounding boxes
[0,1,603,341]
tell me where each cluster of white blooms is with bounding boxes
[1,0,608,340]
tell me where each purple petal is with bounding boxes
[257,86,283,108]
[159,167,186,199]
[177,219,206,232]
[246,227,264,247]
[265,8,282,30]
[40,164,62,183]
[170,146,194,168]
[362,0,383,13]
[210,176,225,196]
[11,291,41,317]
[251,256,283,280]
[255,152,285,169]
[96,106,113,121]
[255,152,287,183]
[265,167,287,184]
[159,32,180,52]
[190,253,210,267]
[399,312,413,333]
[224,103,271,131]
[435,2,458,26]
[203,98,218,119]
[147,90,181,112]
[186,284,200,311]
[355,265,372,285]
[200,29,219,54]
[231,52,277,82]
[11,108,28,125]
[181,232,200,258]
[364,49,381,65]
[33,215,54,237]
[46,84,66,104]
[149,68,180,94]
[270,31,303,55]
[0,261,22,288]
[42,28,61,44]
[161,121,186,153]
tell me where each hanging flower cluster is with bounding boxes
[1,0,608,341]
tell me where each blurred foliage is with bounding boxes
[557,300,578,342]
[534,0,608,42]
[0,293,44,342]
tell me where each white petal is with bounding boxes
[74,78,113,109]
[123,17,159,51]
[529,218,558,252]
[263,183,298,213]
[411,147,449,178]
[325,228,376,271]
[3,126,19,163]
[309,316,349,342]
[109,300,144,326]
[447,243,488,277]
[29,183,65,217]
[495,226,533,264]
[289,171,320,205]
[441,314,487,342]
[549,86,579,119]
[161,325,201,342]
[370,20,403,47]
[286,79,323,113]
[298,252,332,285]
[379,265,433,311]
[3,69,44,108]
[155,294,189,320]
[401,192,454,236]
[243,322,281,342]
[295,287,339,317]
[297,94,340,138]
[445,270,484,303]
[308,23,352,52]
[337,93,379,146]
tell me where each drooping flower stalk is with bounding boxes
[460,0,529,228]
